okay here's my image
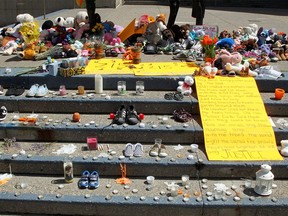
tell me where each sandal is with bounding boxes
[173,108,192,123]
[88,171,100,189]
[78,170,90,189]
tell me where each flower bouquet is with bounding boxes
[200,35,218,63]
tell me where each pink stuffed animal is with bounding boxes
[213,49,257,76]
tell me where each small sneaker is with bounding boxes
[149,144,159,157]
[26,84,39,97]
[158,144,168,157]
[78,170,90,189]
[114,105,126,125]
[35,84,48,97]
[0,106,7,121]
[88,171,100,189]
[280,140,288,157]
[126,105,140,125]
[134,143,144,157]
[124,143,134,157]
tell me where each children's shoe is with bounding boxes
[113,105,126,125]
[126,105,140,125]
[134,143,144,157]
[158,144,168,157]
[35,84,48,97]
[78,170,90,189]
[88,171,100,189]
[26,84,39,97]
[149,144,159,157]
[14,86,25,96]
[280,140,288,157]
[0,106,7,121]
[124,143,134,157]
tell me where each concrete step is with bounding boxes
[1,89,288,116]
[0,140,287,178]
[0,113,287,144]
[0,71,287,92]
[0,175,287,216]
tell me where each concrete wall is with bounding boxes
[0,0,122,27]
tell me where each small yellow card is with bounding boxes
[195,76,283,161]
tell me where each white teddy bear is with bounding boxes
[74,11,89,30]
[177,76,194,96]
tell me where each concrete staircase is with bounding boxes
[0,71,288,216]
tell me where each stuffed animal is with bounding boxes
[224,52,258,76]
[2,40,18,55]
[213,49,257,76]
[257,27,269,46]
[74,11,89,30]
[17,43,36,60]
[177,76,194,95]
[65,17,75,28]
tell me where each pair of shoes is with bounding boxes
[149,143,168,157]
[26,84,48,97]
[105,49,118,57]
[113,105,141,125]
[164,92,184,101]
[78,170,99,189]
[5,85,25,96]
[124,143,144,157]
[0,106,7,121]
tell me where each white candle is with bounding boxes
[94,74,103,94]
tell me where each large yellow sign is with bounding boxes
[85,59,198,76]
[195,76,283,161]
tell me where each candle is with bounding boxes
[94,74,103,94]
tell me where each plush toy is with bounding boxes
[74,11,89,30]
[177,76,194,95]
[224,52,258,76]
[65,17,75,28]
[257,27,269,46]
[241,38,258,51]
[17,43,36,60]
[54,17,66,27]
[2,40,18,55]
[213,49,257,76]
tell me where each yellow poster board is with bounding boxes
[195,76,283,161]
[85,59,198,76]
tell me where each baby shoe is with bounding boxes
[26,84,39,97]
[35,84,48,97]
[133,143,144,157]
[124,143,134,157]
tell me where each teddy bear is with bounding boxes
[17,43,36,60]
[224,52,258,76]
[177,76,194,95]
[74,11,89,29]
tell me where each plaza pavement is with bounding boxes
[0,4,287,71]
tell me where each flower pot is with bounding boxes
[275,88,285,100]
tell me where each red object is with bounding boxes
[110,113,115,119]
[87,137,98,150]
[139,113,145,120]
[72,112,81,122]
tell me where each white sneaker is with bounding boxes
[134,143,144,157]
[26,84,39,97]
[35,84,48,97]
[124,143,134,157]
[0,106,7,121]
[280,140,288,157]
